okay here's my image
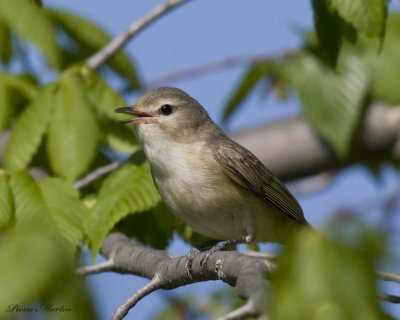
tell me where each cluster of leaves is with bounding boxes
[0,171,96,319]
[224,2,399,159]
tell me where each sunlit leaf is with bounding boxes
[0,173,13,229]
[38,178,86,249]
[47,75,99,181]
[326,0,389,39]
[85,162,160,260]
[8,171,52,230]
[4,83,57,172]
[369,14,400,103]
[281,52,370,157]
[0,0,60,68]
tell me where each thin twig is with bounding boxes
[376,270,400,284]
[74,161,122,189]
[379,292,400,303]
[76,259,115,276]
[145,49,297,89]
[87,0,191,70]
[112,275,162,320]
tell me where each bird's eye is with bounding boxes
[160,104,172,116]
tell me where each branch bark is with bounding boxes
[99,232,275,320]
[91,232,400,320]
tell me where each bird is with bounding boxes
[115,87,310,271]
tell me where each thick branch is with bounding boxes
[98,232,275,320]
[87,0,190,70]
[93,232,400,320]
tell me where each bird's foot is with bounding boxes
[200,236,252,272]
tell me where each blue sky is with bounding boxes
[42,0,400,319]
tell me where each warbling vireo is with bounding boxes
[116,87,310,268]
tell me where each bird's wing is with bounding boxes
[212,139,307,224]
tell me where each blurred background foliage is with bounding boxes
[0,0,399,319]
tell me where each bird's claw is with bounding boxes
[199,241,229,272]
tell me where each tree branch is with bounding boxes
[144,50,296,88]
[85,232,400,319]
[87,0,191,70]
[96,232,275,320]
[74,160,122,189]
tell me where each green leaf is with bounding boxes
[0,173,13,229]
[4,83,56,172]
[369,14,400,103]
[46,9,140,89]
[223,63,269,123]
[81,68,138,152]
[47,75,99,181]
[83,67,127,119]
[117,201,180,249]
[38,178,85,249]
[99,118,138,153]
[0,0,60,68]
[270,228,390,320]
[0,18,12,64]
[8,171,52,230]
[326,0,389,39]
[0,228,72,314]
[4,73,38,100]
[312,0,342,66]
[0,75,11,130]
[282,52,370,157]
[85,162,160,260]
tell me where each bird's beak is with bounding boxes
[115,105,153,124]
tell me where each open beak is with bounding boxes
[114,106,153,124]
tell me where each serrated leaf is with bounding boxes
[46,9,140,89]
[99,118,138,153]
[83,68,127,119]
[0,0,60,68]
[4,83,56,172]
[223,63,269,123]
[326,0,389,39]
[38,178,85,249]
[282,52,370,157]
[85,162,160,260]
[0,174,13,228]
[47,75,99,181]
[0,18,12,64]
[8,171,52,230]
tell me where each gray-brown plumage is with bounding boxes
[115,87,310,247]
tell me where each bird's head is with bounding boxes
[115,87,215,141]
